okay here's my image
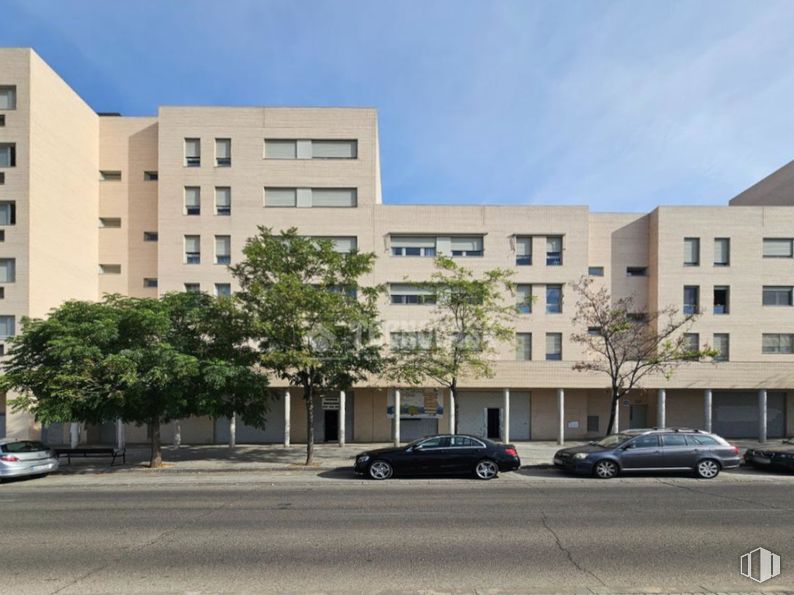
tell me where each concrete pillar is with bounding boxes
[229,413,236,449]
[758,389,767,443]
[503,388,510,443]
[283,390,291,447]
[612,399,620,434]
[338,390,346,447]
[557,389,565,445]
[704,389,712,432]
[448,389,456,434]
[393,389,401,447]
[657,389,666,429]
[173,420,182,448]
[69,422,80,448]
[116,419,125,451]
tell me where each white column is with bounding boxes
[229,413,236,449]
[448,389,456,434]
[338,390,346,447]
[704,389,712,432]
[503,388,511,443]
[657,389,666,429]
[69,422,80,448]
[173,420,182,448]
[758,389,767,443]
[393,389,401,447]
[612,399,620,434]
[557,389,565,445]
[115,419,125,450]
[283,390,291,447]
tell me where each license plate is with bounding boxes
[32,464,51,471]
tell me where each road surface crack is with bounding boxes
[539,511,606,586]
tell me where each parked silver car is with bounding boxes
[0,439,59,481]
[553,428,741,479]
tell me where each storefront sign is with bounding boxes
[387,390,444,418]
[322,396,340,410]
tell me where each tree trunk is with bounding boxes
[604,389,620,438]
[305,385,314,466]
[451,382,458,434]
[150,418,163,468]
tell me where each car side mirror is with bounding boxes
[621,444,633,450]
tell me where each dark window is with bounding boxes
[143,232,158,242]
[627,266,647,277]
[100,170,122,181]
[417,436,448,449]
[713,286,729,314]
[0,143,16,167]
[630,435,660,448]
[683,286,699,315]
[0,115,5,127]
[587,415,599,432]
[144,171,158,181]
[662,434,688,447]
[0,172,4,184]
[143,278,158,288]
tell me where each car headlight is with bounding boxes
[357,454,370,463]
[573,453,589,460]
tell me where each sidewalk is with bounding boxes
[54,438,776,475]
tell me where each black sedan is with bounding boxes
[744,439,794,472]
[354,434,521,480]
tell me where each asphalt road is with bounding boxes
[2,470,793,594]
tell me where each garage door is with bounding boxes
[400,418,438,441]
[713,391,786,438]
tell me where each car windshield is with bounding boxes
[593,434,632,448]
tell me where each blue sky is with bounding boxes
[3,0,794,211]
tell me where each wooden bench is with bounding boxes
[54,447,126,466]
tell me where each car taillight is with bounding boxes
[505,447,518,457]
[0,455,19,462]
[730,445,740,456]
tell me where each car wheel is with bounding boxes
[474,459,499,480]
[695,459,720,479]
[368,460,393,480]
[593,459,619,479]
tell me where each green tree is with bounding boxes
[2,293,269,468]
[570,277,717,436]
[389,256,516,431]
[231,227,385,465]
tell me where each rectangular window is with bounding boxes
[0,315,15,337]
[215,283,232,297]
[184,186,200,215]
[683,333,700,359]
[0,115,4,127]
[515,236,532,265]
[684,237,700,266]
[184,138,200,167]
[390,331,435,351]
[546,284,562,314]
[0,258,14,283]
[587,415,599,433]
[588,266,604,277]
[143,278,158,288]
[546,236,562,266]
[311,188,357,207]
[0,201,16,225]
[184,283,200,293]
[98,217,121,228]
[311,140,357,159]
[215,235,231,265]
[713,286,729,314]
[516,333,532,361]
[312,236,357,253]
[450,236,483,257]
[99,264,121,275]
[143,231,158,242]
[215,187,231,215]
[626,266,647,276]
[0,172,4,184]
[0,86,16,110]
[714,238,730,266]
[264,139,297,159]
[763,238,794,258]
[390,283,436,305]
[545,333,562,361]
[762,333,794,354]
[215,138,231,167]
[713,333,729,362]
[264,187,297,208]
[0,143,16,167]
[683,285,699,315]
[587,326,601,336]
[144,171,158,181]
[763,286,793,306]
[391,235,436,257]
[516,284,532,314]
[100,170,121,181]
[184,235,200,264]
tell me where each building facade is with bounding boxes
[1,48,792,445]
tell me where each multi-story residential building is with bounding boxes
[0,48,792,446]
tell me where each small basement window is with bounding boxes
[144,171,158,181]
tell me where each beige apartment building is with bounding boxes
[0,48,792,447]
